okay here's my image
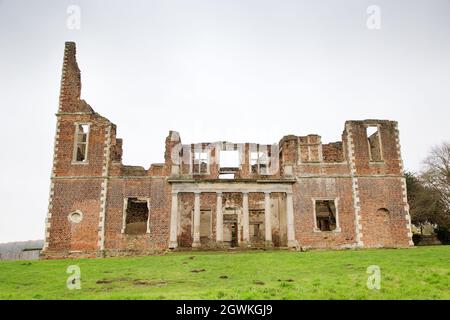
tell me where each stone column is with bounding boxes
[192,192,201,247]
[334,198,341,232]
[286,191,298,248]
[169,192,178,248]
[216,192,223,243]
[264,192,273,246]
[242,192,250,246]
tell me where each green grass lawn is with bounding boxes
[0,246,448,300]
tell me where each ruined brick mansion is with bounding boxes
[42,42,414,258]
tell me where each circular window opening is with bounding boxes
[68,211,83,223]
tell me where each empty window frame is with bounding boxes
[193,151,209,174]
[314,199,339,232]
[73,124,90,163]
[219,150,240,169]
[122,198,150,235]
[366,125,383,162]
[250,150,269,174]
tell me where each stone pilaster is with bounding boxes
[216,192,223,243]
[286,192,298,248]
[169,192,178,248]
[242,192,250,246]
[264,192,273,247]
[192,192,201,247]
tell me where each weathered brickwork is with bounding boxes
[42,43,413,258]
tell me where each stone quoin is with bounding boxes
[42,42,414,258]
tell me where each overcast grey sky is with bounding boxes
[0,0,449,243]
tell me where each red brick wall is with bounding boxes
[358,177,410,247]
[103,178,171,253]
[348,120,403,176]
[54,115,109,177]
[48,179,102,252]
[293,178,356,248]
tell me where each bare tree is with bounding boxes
[420,141,450,211]
[406,172,445,233]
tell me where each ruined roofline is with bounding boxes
[179,141,278,148]
[58,42,115,127]
[170,132,343,150]
[152,118,397,153]
[345,119,398,125]
[59,43,399,170]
